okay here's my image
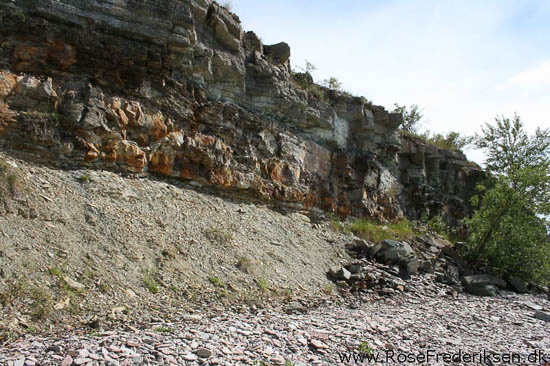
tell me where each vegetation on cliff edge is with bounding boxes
[465,115,550,285]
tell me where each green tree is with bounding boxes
[465,115,550,284]
[322,76,342,91]
[392,103,423,133]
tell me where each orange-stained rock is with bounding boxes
[150,112,168,141]
[208,167,236,187]
[286,188,304,202]
[47,41,77,70]
[122,102,143,127]
[321,197,336,212]
[116,141,146,171]
[180,161,196,180]
[14,45,47,62]
[267,160,283,183]
[136,133,148,147]
[0,105,16,136]
[0,71,18,99]
[13,41,76,72]
[85,150,99,162]
[109,98,122,110]
[0,2,484,225]
[148,131,185,176]
[265,159,300,185]
[183,133,233,169]
[304,192,318,208]
[149,151,173,175]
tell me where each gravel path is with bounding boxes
[2,278,549,366]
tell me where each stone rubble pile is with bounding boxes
[328,235,549,300]
[1,289,549,366]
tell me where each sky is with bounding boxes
[230,0,550,164]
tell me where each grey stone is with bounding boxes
[508,277,529,294]
[346,263,362,274]
[405,258,420,275]
[375,240,415,263]
[461,274,507,290]
[525,302,542,311]
[63,276,85,290]
[466,284,497,297]
[437,265,460,285]
[196,347,213,358]
[534,311,550,323]
[419,260,434,273]
[336,267,351,281]
[368,242,383,258]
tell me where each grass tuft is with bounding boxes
[143,272,160,294]
[348,219,413,242]
[208,276,225,288]
[255,277,270,292]
[358,341,374,355]
[154,326,175,334]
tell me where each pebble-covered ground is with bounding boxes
[2,275,549,366]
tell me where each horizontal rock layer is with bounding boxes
[0,0,483,221]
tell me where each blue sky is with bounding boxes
[231,0,550,163]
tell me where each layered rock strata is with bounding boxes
[0,0,483,221]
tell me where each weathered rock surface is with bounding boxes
[0,0,483,222]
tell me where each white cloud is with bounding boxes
[495,59,550,92]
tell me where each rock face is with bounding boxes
[0,0,483,221]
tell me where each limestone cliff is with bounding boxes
[0,0,483,221]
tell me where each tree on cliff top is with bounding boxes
[392,103,423,133]
[465,114,550,285]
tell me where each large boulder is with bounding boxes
[374,240,415,263]
[508,277,529,294]
[468,284,497,297]
[461,274,507,297]
[461,274,507,289]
